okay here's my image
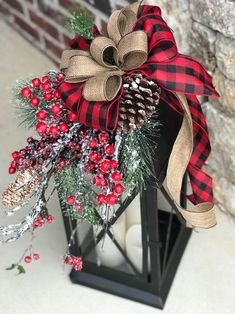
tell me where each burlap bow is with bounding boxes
[60,2,147,102]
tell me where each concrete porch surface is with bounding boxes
[0,20,235,314]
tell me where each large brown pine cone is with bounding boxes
[117,73,161,133]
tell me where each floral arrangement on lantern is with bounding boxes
[0,1,218,274]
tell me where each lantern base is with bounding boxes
[69,224,191,309]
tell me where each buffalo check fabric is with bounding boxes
[58,4,219,207]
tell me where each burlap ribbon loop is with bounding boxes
[107,7,137,44]
[60,1,147,102]
[84,70,124,102]
[90,37,118,69]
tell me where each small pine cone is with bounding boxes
[117,73,161,133]
[2,167,42,207]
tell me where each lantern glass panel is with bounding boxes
[73,195,148,276]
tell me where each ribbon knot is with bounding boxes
[60,3,148,102]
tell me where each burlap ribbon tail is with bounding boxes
[167,94,216,228]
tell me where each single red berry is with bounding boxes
[8,166,16,174]
[44,93,53,101]
[42,82,51,92]
[33,253,40,261]
[66,195,76,205]
[36,122,47,135]
[89,139,98,149]
[97,194,106,204]
[51,103,61,115]
[30,97,40,107]
[110,160,119,169]
[114,183,125,194]
[98,132,109,143]
[49,126,59,137]
[74,144,81,151]
[24,256,32,264]
[46,214,55,224]
[21,87,31,98]
[105,144,116,156]
[64,257,73,266]
[68,112,77,122]
[93,175,102,186]
[100,178,108,187]
[89,152,100,163]
[19,149,26,157]
[37,110,47,120]
[74,262,83,271]
[56,72,64,82]
[76,204,82,212]
[31,78,41,88]
[59,123,69,133]
[33,221,40,228]
[12,151,19,160]
[41,75,49,83]
[107,193,118,205]
[53,90,60,99]
[84,163,95,173]
[99,160,111,173]
[111,171,122,182]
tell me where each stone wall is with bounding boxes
[158,0,235,216]
[0,0,234,215]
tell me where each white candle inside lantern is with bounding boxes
[125,224,143,273]
[125,193,141,229]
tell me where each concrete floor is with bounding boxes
[0,20,235,314]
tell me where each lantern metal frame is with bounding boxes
[61,102,192,309]
[62,179,191,309]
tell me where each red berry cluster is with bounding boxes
[66,195,83,212]
[85,131,124,206]
[20,72,75,138]
[8,136,56,174]
[24,253,40,264]
[33,214,55,228]
[64,254,83,271]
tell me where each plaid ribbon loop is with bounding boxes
[58,3,219,223]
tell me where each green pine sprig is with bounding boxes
[55,162,99,225]
[65,9,94,40]
[119,114,161,193]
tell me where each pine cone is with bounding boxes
[2,167,42,207]
[117,73,161,133]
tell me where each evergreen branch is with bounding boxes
[119,114,161,193]
[55,162,99,225]
[65,9,94,40]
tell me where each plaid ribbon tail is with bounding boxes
[160,91,215,205]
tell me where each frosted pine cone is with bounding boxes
[2,167,42,207]
[117,73,161,133]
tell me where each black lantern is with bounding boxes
[61,102,192,309]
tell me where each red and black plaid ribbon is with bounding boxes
[58,4,219,206]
